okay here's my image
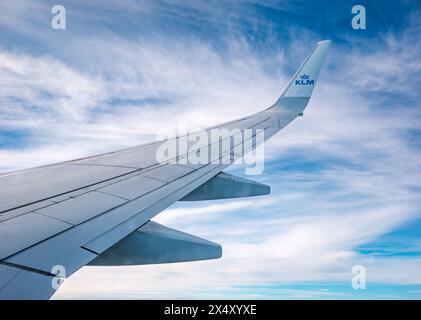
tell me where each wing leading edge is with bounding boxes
[0,40,330,299]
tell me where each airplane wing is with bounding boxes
[0,40,330,299]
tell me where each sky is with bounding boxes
[0,0,421,299]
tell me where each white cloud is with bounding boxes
[0,34,283,171]
[0,1,420,299]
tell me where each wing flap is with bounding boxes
[4,162,225,275]
[0,213,72,259]
[97,175,165,200]
[34,191,127,225]
[82,163,225,255]
[0,264,55,300]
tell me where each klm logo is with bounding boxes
[295,74,314,85]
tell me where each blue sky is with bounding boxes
[0,0,420,299]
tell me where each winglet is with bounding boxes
[265,40,331,127]
[280,40,331,99]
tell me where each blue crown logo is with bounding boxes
[300,74,310,80]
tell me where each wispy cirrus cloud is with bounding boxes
[0,0,420,299]
[0,36,282,171]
